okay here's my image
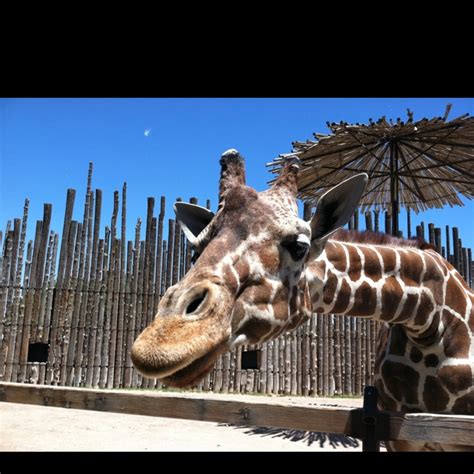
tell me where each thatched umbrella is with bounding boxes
[268,105,474,236]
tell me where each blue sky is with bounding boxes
[1,98,473,251]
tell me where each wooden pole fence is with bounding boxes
[1,167,473,396]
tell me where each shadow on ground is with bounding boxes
[220,424,361,449]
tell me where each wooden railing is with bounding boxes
[1,382,473,451]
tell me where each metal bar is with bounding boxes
[362,385,380,452]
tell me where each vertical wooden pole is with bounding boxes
[434,228,442,255]
[452,227,460,270]
[373,210,379,232]
[406,208,411,238]
[384,211,391,235]
[445,225,451,263]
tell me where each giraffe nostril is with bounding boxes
[186,290,208,314]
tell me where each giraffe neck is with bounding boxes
[305,239,474,344]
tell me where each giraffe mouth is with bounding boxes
[161,339,231,388]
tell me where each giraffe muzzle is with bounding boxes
[131,283,233,385]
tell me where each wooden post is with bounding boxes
[19,203,51,382]
[445,225,451,263]
[373,210,379,232]
[354,318,362,396]
[334,315,342,394]
[172,200,181,285]
[406,208,411,238]
[452,227,460,270]
[310,316,317,396]
[317,315,323,395]
[128,219,141,387]
[468,249,472,288]
[364,212,373,232]
[59,221,80,385]
[3,205,27,381]
[414,225,420,240]
[428,223,435,247]
[166,220,175,290]
[113,183,128,388]
[344,316,352,395]
[0,230,15,379]
[419,222,425,240]
[434,228,442,255]
[384,211,391,235]
[57,190,76,284]
[154,197,165,311]
[353,208,359,231]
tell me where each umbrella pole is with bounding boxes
[390,142,399,236]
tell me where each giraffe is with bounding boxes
[131,149,474,452]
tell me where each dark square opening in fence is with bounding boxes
[27,343,49,363]
[241,350,261,370]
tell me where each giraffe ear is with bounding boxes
[309,173,368,243]
[174,202,215,246]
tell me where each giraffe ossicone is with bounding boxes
[131,149,473,452]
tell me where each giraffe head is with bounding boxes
[131,149,367,387]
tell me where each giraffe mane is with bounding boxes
[331,229,436,250]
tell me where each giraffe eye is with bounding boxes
[282,240,309,261]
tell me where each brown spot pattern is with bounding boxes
[423,376,449,412]
[409,346,423,363]
[346,245,361,281]
[381,360,419,403]
[361,247,382,282]
[438,364,472,394]
[422,257,443,306]
[237,318,272,344]
[331,278,351,314]
[424,354,439,367]
[452,392,474,415]
[272,298,290,321]
[400,251,423,286]
[259,246,279,273]
[234,258,250,283]
[325,242,347,273]
[414,292,434,326]
[445,277,467,317]
[323,270,338,305]
[381,277,403,321]
[375,379,399,411]
[442,311,470,358]
[388,325,408,356]
[394,293,419,322]
[381,248,397,274]
[351,282,377,316]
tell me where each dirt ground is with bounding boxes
[0,391,383,452]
